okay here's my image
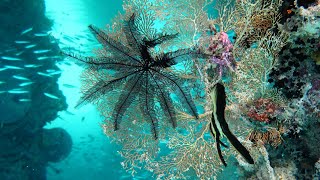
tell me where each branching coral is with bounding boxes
[102,114,160,175]
[149,120,226,179]
[229,36,287,103]
[206,0,288,103]
[156,0,214,46]
[232,0,283,53]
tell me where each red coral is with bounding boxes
[247,98,278,123]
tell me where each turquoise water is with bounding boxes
[45,1,131,179]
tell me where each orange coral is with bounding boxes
[247,126,285,147]
[251,11,275,33]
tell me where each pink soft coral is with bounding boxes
[207,31,236,77]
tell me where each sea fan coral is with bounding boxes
[71,0,291,179]
[101,0,230,178]
[64,13,201,140]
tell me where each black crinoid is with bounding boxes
[63,13,201,139]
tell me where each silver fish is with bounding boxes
[37,56,50,60]
[119,175,131,180]
[0,81,5,85]
[44,92,59,99]
[0,67,8,72]
[34,33,49,37]
[5,48,17,52]
[24,64,42,68]
[46,69,56,73]
[62,84,77,88]
[8,90,29,94]
[0,91,6,94]
[13,75,30,81]
[19,82,34,86]
[21,27,33,35]
[15,41,30,44]
[33,49,51,54]
[19,99,31,102]
[37,72,52,77]
[64,110,75,115]
[50,56,61,59]
[5,65,23,70]
[15,51,24,56]
[25,44,36,49]
[1,56,22,61]
[49,71,62,75]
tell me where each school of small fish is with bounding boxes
[0,27,68,102]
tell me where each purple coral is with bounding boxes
[208,32,236,77]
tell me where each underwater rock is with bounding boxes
[0,0,68,179]
[40,128,72,162]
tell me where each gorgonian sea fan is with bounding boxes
[63,14,202,139]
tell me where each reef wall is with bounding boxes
[0,0,70,179]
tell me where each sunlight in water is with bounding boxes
[43,1,126,179]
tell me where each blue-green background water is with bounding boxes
[0,0,133,179]
[44,1,131,179]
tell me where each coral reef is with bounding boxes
[239,1,320,179]
[65,0,320,179]
[269,1,320,99]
